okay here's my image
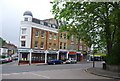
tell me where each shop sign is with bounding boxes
[48,50,58,54]
[69,51,76,54]
[59,51,68,53]
[33,50,45,53]
[18,50,29,52]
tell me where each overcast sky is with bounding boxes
[0,0,54,47]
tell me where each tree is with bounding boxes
[51,1,120,65]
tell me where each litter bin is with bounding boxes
[103,62,106,70]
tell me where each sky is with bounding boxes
[0,0,54,47]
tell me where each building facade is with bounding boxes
[18,11,90,65]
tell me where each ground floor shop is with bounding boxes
[18,48,84,65]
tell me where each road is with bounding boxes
[2,61,112,79]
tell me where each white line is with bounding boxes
[30,72,50,79]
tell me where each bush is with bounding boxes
[106,44,120,65]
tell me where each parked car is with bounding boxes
[47,59,63,65]
[0,58,7,64]
[5,57,12,62]
[12,57,18,61]
[65,59,77,64]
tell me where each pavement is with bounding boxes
[86,67,120,79]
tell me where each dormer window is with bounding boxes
[48,23,51,27]
[24,18,28,21]
[40,21,44,25]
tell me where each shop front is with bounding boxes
[18,49,30,65]
[31,49,46,63]
[18,48,47,65]
[47,50,58,60]
[59,51,68,61]
[76,52,83,61]
[68,51,77,60]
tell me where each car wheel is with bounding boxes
[53,62,55,65]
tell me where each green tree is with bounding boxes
[51,1,120,65]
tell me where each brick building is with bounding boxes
[18,11,90,65]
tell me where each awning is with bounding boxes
[59,51,68,53]
[69,51,76,54]
[47,50,58,54]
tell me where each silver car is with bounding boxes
[65,59,77,64]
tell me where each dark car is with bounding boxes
[47,59,63,65]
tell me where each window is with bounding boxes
[54,34,57,40]
[84,46,87,51]
[41,31,44,38]
[40,21,44,25]
[35,30,39,37]
[34,41,38,48]
[64,34,66,39]
[79,46,82,50]
[70,44,74,50]
[40,42,44,49]
[71,35,74,41]
[80,40,83,43]
[60,33,62,38]
[24,18,28,21]
[21,28,27,34]
[54,43,56,49]
[64,43,66,49]
[48,23,51,27]
[60,42,62,49]
[49,33,52,39]
[49,43,52,49]
[21,41,26,47]
[52,24,56,28]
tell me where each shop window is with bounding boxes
[21,41,26,47]
[34,41,38,48]
[40,42,44,49]
[41,31,45,38]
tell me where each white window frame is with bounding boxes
[35,30,39,37]
[40,42,44,49]
[41,31,45,38]
[21,28,27,35]
[34,41,38,48]
[49,33,52,40]
[21,41,26,47]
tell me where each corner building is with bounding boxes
[18,11,89,65]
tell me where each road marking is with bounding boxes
[30,72,50,79]
[3,72,50,79]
